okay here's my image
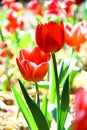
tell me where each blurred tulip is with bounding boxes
[1,0,15,8]
[6,9,18,23]
[16,47,50,82]
[0,49,13,59]
[46,0,61,16]
[10,2,23,12]
[72,88,87,130]
[35,21,65,53]
[27,0,43,16]
[5,9,24,33]
[64,22,87,47]
[0,42,7,49]
[62,0,75,17]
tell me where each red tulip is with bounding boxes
[62,0,75,17]
[5,9,24,33]
[10,2,23,12]
[72,88,87,130]
[46,0,61,16]
[16,47,51,82]
[64,22,87,47]
[6,9,18,23]
[35,21,65,53]
[0,49,13,58]
[1,0,15,8]
[27,0,43,16]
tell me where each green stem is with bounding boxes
[0,28,4,41]
[35,82,40,107]
[52,53,60,130]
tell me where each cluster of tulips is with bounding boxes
[0,0,87,130]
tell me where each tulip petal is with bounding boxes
[33,63,49,82]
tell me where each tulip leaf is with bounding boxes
[41,95,48,117]
[61,75,69,111]
[41,96,53,124]
[18,79,49,130]
[58,60,69,87]
[0,8,7,26]
[67,124,72,130]
[60,76,69,130]
[69,68,79,85]
[11,86,38,130]
[58,57,77,87]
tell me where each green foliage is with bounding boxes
[12,86,38,130]
[18,79,49,130]
[60,76,69,130]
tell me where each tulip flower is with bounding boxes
[10,2,23,12]
[72,88,87,130]
[35,21,65,53]
[1,0,15,8]
[62,0,75,17]
[46,0,61,16]
[5,9,24,33]
[27,0,43,16]
[64,22,87,47]
[0,49,13,58]
[16,47,50,82]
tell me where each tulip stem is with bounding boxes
[35,82,40,107]
[52,53,60,130]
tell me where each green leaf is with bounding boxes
[58,60,69,87]
[61,76,69,111]
[41,96,53,125]
[83,0,87,20]
[58,58,77,87]
[41,95,48,117]
[11,86,38,130]
[69,68,79,85]
[18,79,49,130]
[67,124,72,130]
[60,76,69,130]
[0,8,7,26]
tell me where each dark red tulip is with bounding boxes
[35,21,65,53]
[16,47,50,82]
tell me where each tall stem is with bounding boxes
[52,53,60,130]
[35,82,40,107]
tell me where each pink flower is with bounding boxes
[72,88,87,130]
